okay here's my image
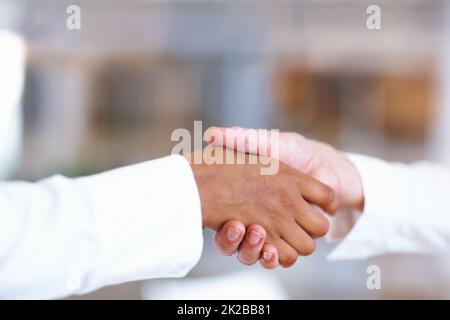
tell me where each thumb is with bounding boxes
[205,126,274,157]
[204,126,229,145]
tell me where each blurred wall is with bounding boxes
[1,0,448,299]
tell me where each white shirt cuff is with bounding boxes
[74,154,203,294]
[327,153,406,260]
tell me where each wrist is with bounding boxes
[184,151,213,227]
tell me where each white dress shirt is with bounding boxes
[2,150,450,298]
[0,154,203,299]
[328,153,450,260]
[0,30,24,178]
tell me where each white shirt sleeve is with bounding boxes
[0,154,203,299]
[327,153,450,260]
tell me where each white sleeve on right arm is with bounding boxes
[327,154,450,260]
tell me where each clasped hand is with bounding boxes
[186,143,340,268]
[198,126,364,269]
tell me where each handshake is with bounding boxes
[185,127,365,268]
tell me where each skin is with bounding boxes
[207,127,365,269]
[186,147,337,267]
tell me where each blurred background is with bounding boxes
[1,0,450,299]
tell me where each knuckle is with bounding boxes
[248,224,267,238]
[280,252,298,267]
[261,261,277,270]
[215,246,234,256]
[299,239,316,256]
[213,240,234,256]
[221,250,235,257]
[323,185,337,213]
[314,216,330,237]
[291,133,307,151]
[237,254,257,266]
[265,208,282,226]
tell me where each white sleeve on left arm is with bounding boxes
[0,154,203,299]
[327,153,450,260]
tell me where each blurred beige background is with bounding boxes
[1,0,450,299]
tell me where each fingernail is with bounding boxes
[263,252,273,261]
[226,228,241,241]
[204,131,213,143]
[248,231,262,245]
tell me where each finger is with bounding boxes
[273,237,299,268]
[279,219,317,256]
[294,201,330,238]
[260,244,279,269]
[205,127,276,158]
[214,220,245,256]
[204,126,230,146]
[292,170,338,214]
[236,224,266,265]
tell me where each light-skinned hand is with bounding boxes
[186,146,337,267]
[206,127,364,269]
